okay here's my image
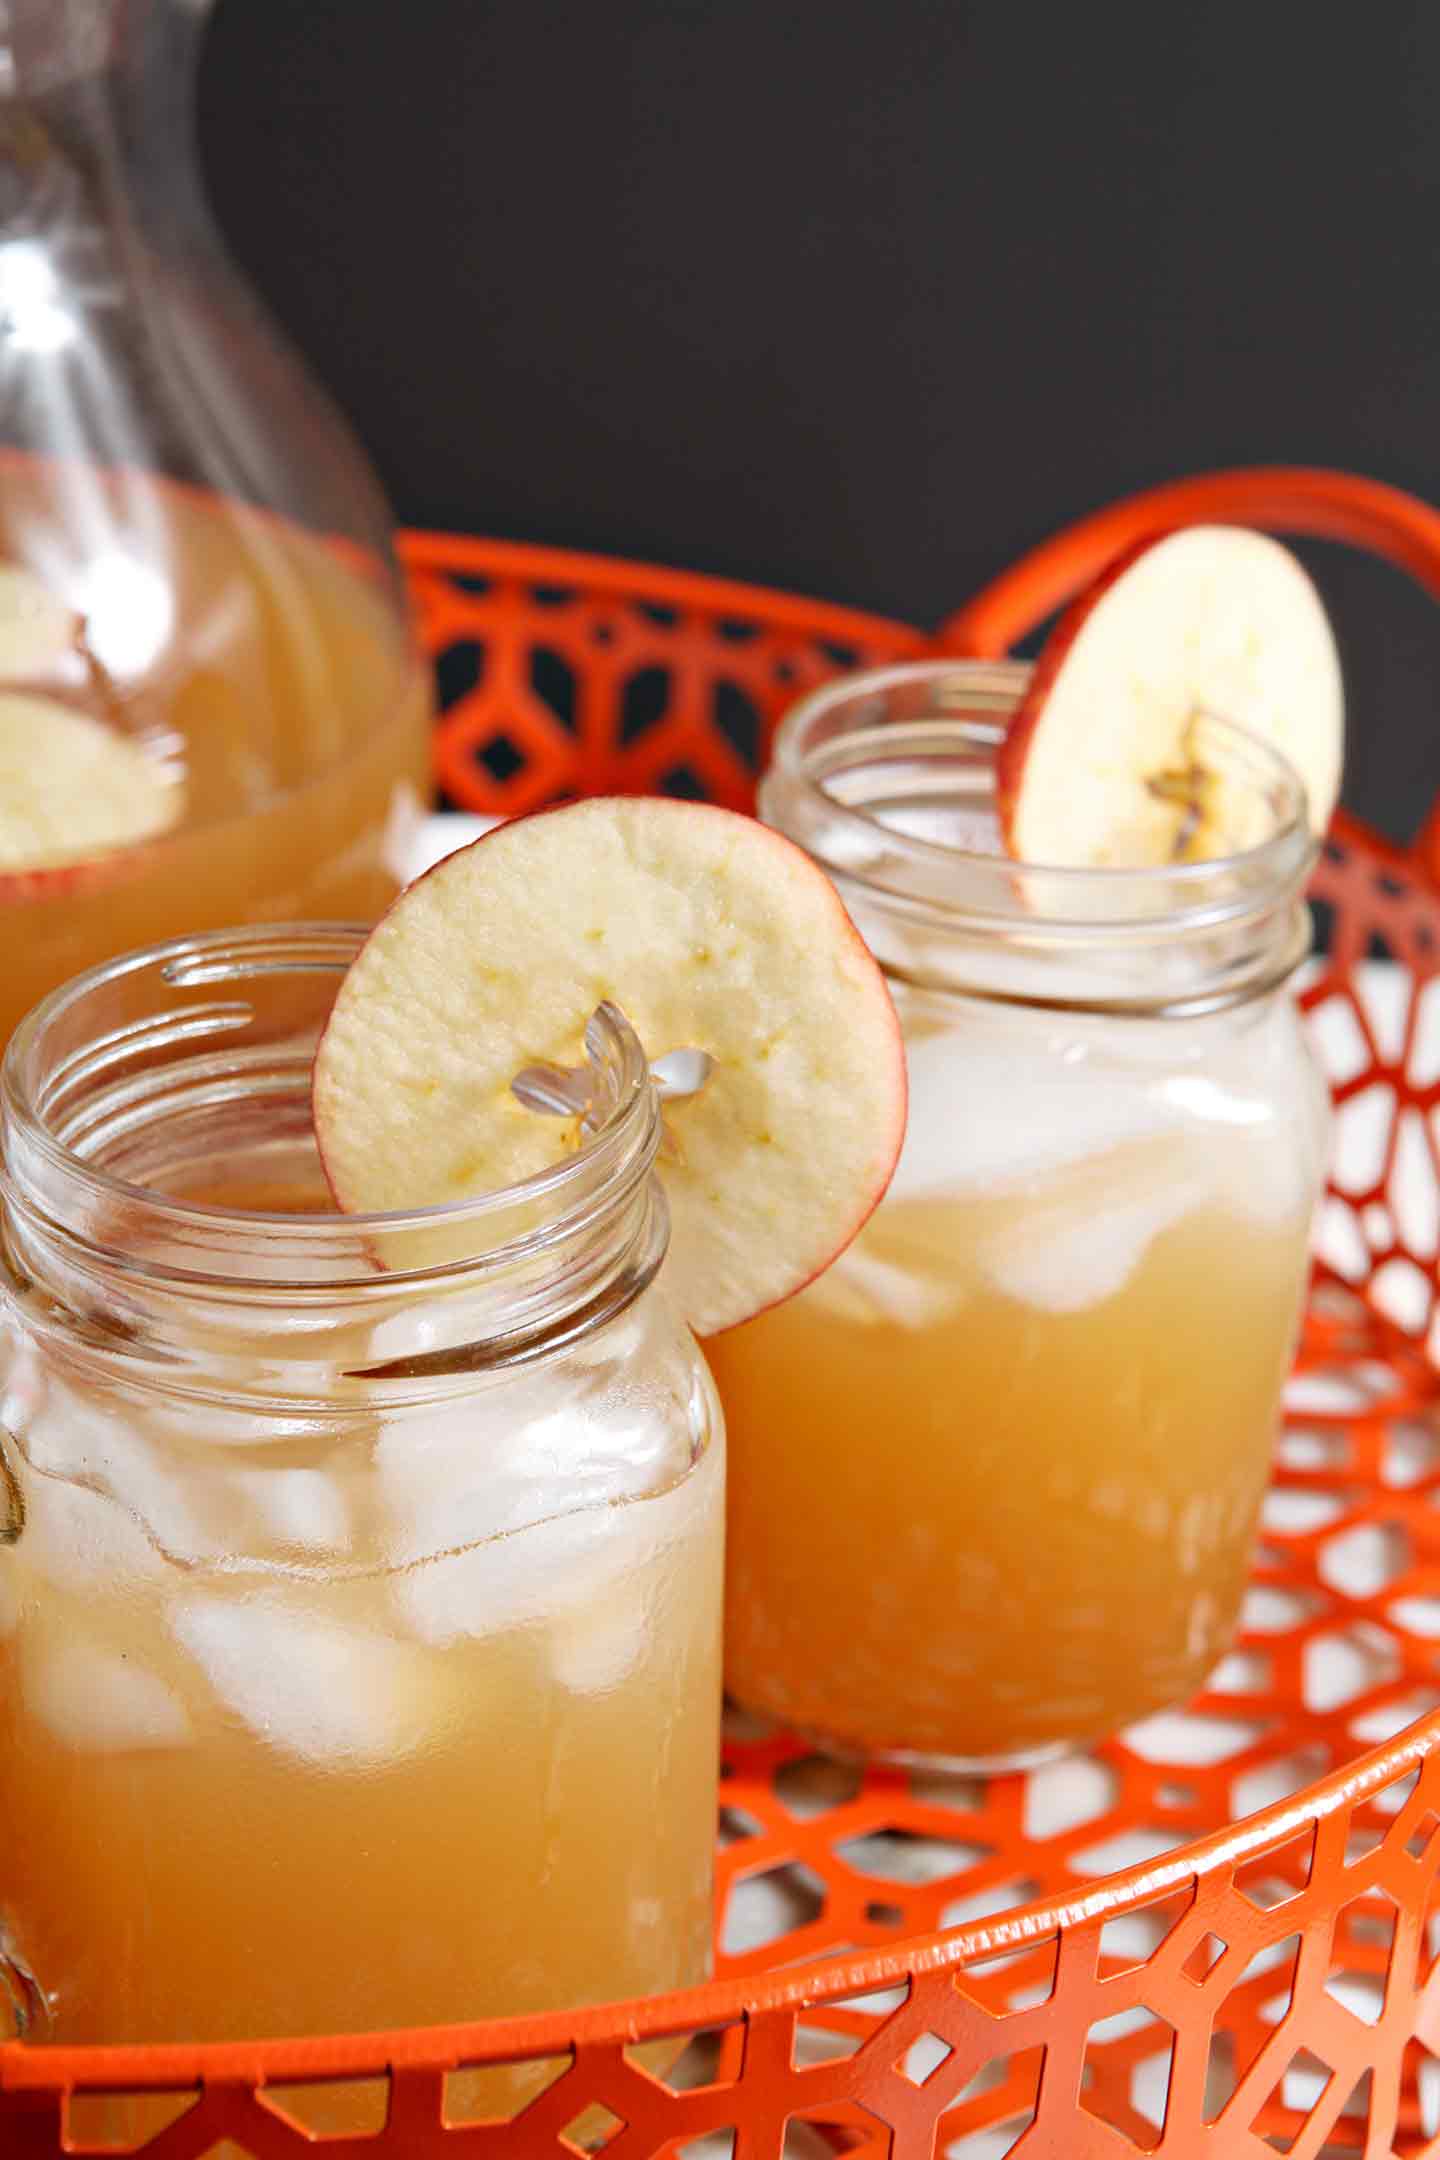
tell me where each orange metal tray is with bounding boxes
[6,469,1440,2156]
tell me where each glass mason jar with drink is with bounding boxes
[0,0,432,1051]
[0,929,722,2083]
[711,625,1333,1768]
[0,798,906,2112]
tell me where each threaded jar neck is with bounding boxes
[1,924,668,1405]
[759,660,1317,1018]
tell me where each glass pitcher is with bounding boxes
[0,0,433,1049]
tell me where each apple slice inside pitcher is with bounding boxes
[997,525,1344,867]
[0,566,78,682]
[0,692,183,881]
[0,567,183,887]
[312,797,907,1335]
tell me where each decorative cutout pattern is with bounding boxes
[400,533,927,816]
[7,545,1440,2152]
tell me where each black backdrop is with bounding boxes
[198,0,1440,846]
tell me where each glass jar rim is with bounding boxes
[763,658,1317,923]
[1,922,663,1292]
[759,660,1319,1016]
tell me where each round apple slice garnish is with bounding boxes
[997,525,1343,866]
[0,693,183,874]
[312,797,907,1335]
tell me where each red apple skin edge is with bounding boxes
[993,533,1160,858]
[710,899,908,1337]
[311,798,909,1333]
[0,844,161,905]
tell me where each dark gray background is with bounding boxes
[198,0,1440,846]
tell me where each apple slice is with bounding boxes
[0,692,183,873]
[0,566,78,683]
[997,525,1343,867]
[312,798,907,1335]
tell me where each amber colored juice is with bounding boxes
[0,1176,722,2126]
[0,471,431,1049]
[710,1140,1312,1765]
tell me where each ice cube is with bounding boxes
[395,1419,722,1654]
[233,1468,349,1555]
[393,1501,624,1648]
[378,1384,678,1572]
[21,1387,206,1569]
[550,1579,649,1695]
[172,1591,449,1766]
[1185,1037,1330,1227]
[565,1296,652,1374]
[804,1243,961,1329]
[891,1031,1179,1202]
[550,1443,722,1694]
[21,1467,169,1594]
[25,1642,191,1752]
[362,1303,447,1368]
[978,1171,1207,1313]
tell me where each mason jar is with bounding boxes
[0,926,722,2098]
[708,661,1328,1770]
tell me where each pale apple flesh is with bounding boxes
[0,693,183,876]
[312,798,908,1337]
[997,526,1344,868]
[0,566,79,685]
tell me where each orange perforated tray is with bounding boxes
[6,469,1440,2157]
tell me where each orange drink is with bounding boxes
[714,1135,1314,1763]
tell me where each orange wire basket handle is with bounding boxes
[936,464,1440,877]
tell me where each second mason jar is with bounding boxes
[708,661,1329,1770]
[0,928,721,2107]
